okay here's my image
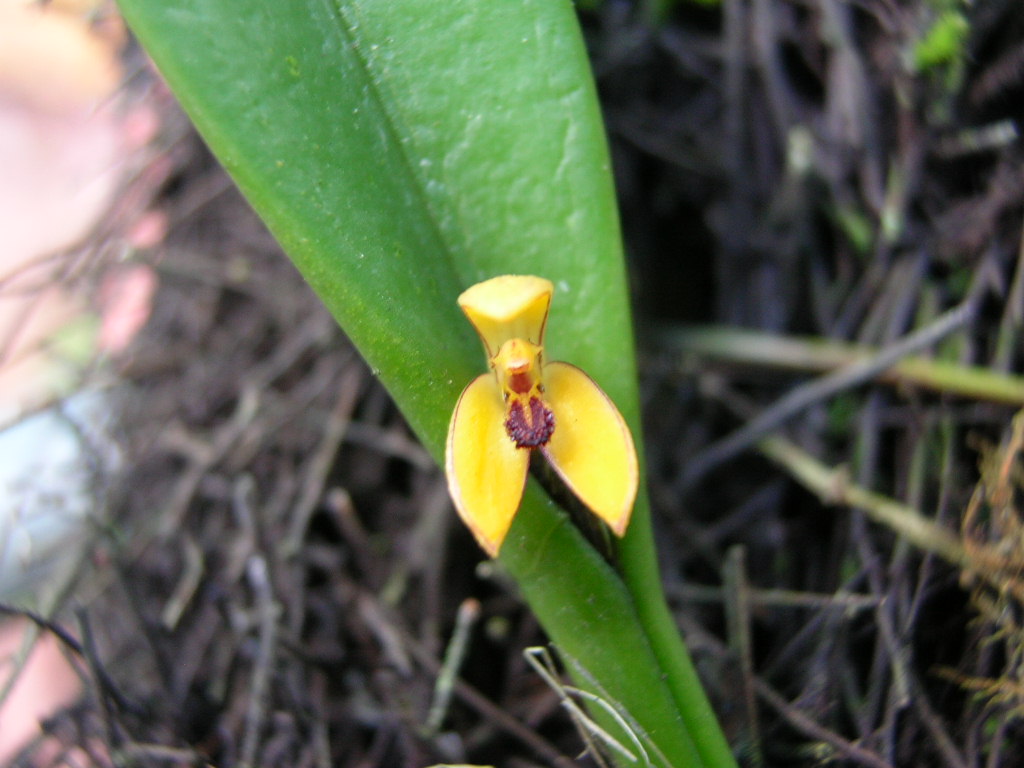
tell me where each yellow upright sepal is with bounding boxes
[458,275,553,357]
[541,362,638,536]
[445,373,530,555]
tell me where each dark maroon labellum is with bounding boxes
[504,396,555,448]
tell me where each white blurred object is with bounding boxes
[0,391,120,599]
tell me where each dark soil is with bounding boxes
[11,1,1024,766]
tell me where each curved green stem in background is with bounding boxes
[116,1,736,765]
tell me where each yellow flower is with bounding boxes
[445,275,639,556]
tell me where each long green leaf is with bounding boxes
[117,1,731,764]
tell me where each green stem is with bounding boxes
[666,325,1024,406]
[756,435,968,568]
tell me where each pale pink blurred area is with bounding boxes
[0,623,82,765]
[0,0,162,446]
[98,262,159,354]
[0,1,159,762]
[0,0,122,264]
[0,0,162,408]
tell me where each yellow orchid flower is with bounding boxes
[445,275,639,556]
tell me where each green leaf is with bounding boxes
[117,1,735,765]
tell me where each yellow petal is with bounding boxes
[445,373,530,556]
[540,362,638,536]
[458,275,553,358]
